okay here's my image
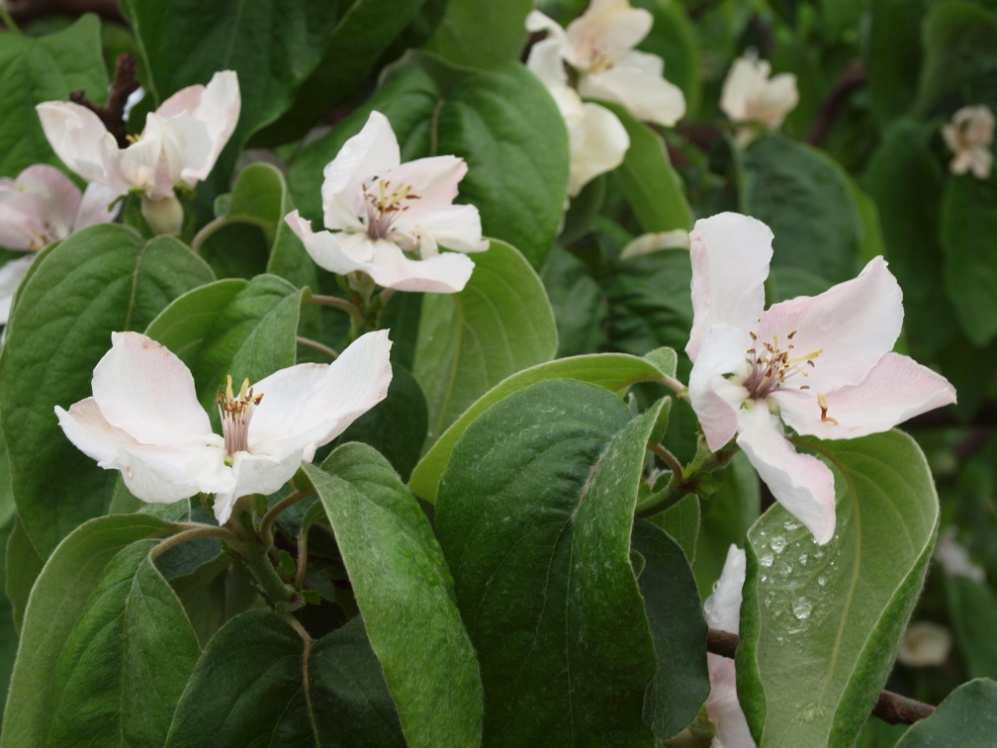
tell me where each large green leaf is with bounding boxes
[865,0,927,125]
[945,574,997,679]
[941,175,997,347]
[1,514,194,748]
[5,519,43,632]
[144,274,302,419]
[426,0,532,69]
[541,245,609,356]
[410,351,671,502]
[413,239,557,447]
[165,610,405,747]
[0,226,213,557]
[741,134,864,284]
[737,432,939,746]
[0,15,108,176]
[895,678,997,747]
[305,445,482,748]
[436,380,663,746]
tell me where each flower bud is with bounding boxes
[141,193,184,236]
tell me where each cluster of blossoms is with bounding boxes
[720,54,799,144]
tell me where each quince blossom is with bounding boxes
[526,0,686,128]
[720,55,798,137]
[285,111,487,294]
[897,621,951,667]
[527,35,629,196]
[942,105,994,180]
[686,212,956,544]
[55,330,392,525]
[0,165,118,323]
[704,545,755,748]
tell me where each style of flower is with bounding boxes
[942,105,994,180]
[55,330,392,525]
[527,35,630,196]
[720,55,798,139]
[0,164,118,323]
[285,111,487,294]
[704,545,755,748]
[526,0,686,128]
[36,71,240,232]
[686,212,956,544]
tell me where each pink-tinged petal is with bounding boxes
[74,182,122,230]
[36,102,122,189]
[0,191,45,251]
[212,450,301,525]
[773,353,956,440]
[119,115,183,198]
[0,256,35,325]
[756,257,903,393]
[285,211,376,275]
[177,71,240,184]
[704,545,746,634]
[686,212,773,361]
[565,0,651,70]
[91,331,214,446]
[527,37,569,89]
[14,165,82,240]
[689,325,751,452]
[736,405,836,545]
[362,241,476,292]
[395,204,487,256]
[321,111,400,232]
[721,57,770,123]
[566,102,629,196]
[157,84,204,119]
[384,155,467,218]
[706,656,756,748]
[249,330,393,460]
[578,51,686,127]
[55,398,230,504]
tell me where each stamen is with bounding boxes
[361,177,421,240]
[818,393,839,425]
[217,374,263,457]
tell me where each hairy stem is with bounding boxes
[259,490,306,549]
[151,524,235,560]
[296,336,339,360]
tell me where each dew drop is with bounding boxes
[793,598,813,621]
[777,561,793,577]
[759,552,774,568]
[799,553,809,566]
[783,519,800,531]
[770,536,787,554]
[814,549,824,560]
[817,575,828,587]
[760,574,768,583]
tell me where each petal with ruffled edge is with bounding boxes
[565,0,651,70]
[35,102,123,190]
[212,449,302,525]
[321,111,400,233]
[755,256,903,393]
[773,353,956,440]
[55,398,230,504]
[736,405,836,545]
[686,212,773,361]
[91,331,215,446]
[688,324,751,452]
[248,329,393,461]
[74,182,122,230]
[0,256,34,325]
[578,50,686,127]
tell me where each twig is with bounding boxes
[70,54,139,147]
[295,524,310,589]
[706,628,935,725]
[308,293,363,319]
[259,490,306,549]
[151,524,236,560]
[296,336,339,360]
[808,61,867,146]
[652,444,684,484]
[0,5,20,32]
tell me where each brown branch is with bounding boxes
[807,61,867,146]
[69,53,138,147]
[707,628,935,726]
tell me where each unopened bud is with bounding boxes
[141,193,183,236]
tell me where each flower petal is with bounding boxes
[91,331,215,446]
[248,330,393,460]
[174,71,240,184]
[566,102,629,196]
[756,256,903,392]
[35,102,122,189]
[285,211,376,275]
[721,56,769,123]
[736,405,836,545]
[565,0,651,69]
[704,545,746,634]
[395,204,488,256]
[686,212,773,361]
[688,324,751,452]
[0,256,34,325]
[363,241,477,292]
[525,9,566,40]
[384,155,467,219]
[527,36,569,89]
[13,165,82,241]
[773,353,956,440]
[578,50,686,127]
[212,449,301,525]
[74,182,122,230]
[321,110,400,232]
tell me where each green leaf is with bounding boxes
[410,351,669,502]
[737,432,940,747]
[144,274,302,419]
[865,0,927,125]
[5,519,43,632]
[541,246,609,357]
[945,574,997,679]
[605,102,693,232]
[0,15,108,176]
[1,514,195,748]
[436,380,663,746]
[941,175,997,347]
[0,226,213,557]
[895,678,997,747]
[426,0,532,69]
[165,610,405,747]
[632,0,701,117]
[741,134,863,283]
[652,493,700,564]
[305,444,482,748]
[413,239,557,447]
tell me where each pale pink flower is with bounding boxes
[286,111,487,293]
[527,0,686,127]
[720,55,798,135]
[686,213,956,544]
[942,105,994,180]
[935,528,985,582]
[56,330,392,524]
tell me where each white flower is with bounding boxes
[285,111,487,294]
[720,55,798,133]
[897,621,951,667]
[704,545,755,748]
[686,213,956,544]
[55,330,392,524]
[36,71,240,200]
[527,37,629,196]
[527,0,686,127]
[935,528,985,582]
[942,105,994,179]
[0,164,118,323]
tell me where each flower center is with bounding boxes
[742,330,822,400]
[217,374,262,459]
[361,177,419,241]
